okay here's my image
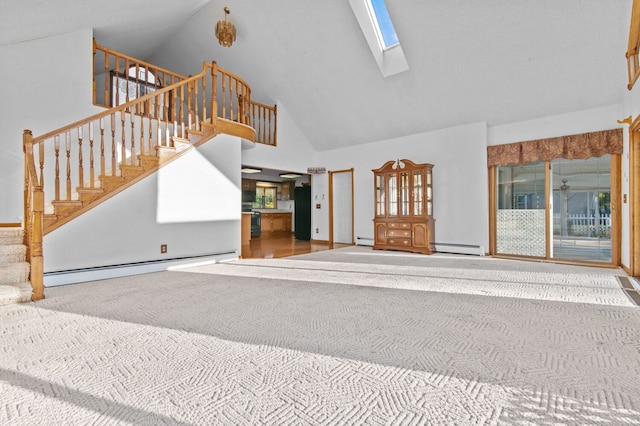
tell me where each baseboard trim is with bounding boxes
[44,251,237,287]
[0,223,21,228]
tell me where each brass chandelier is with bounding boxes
[215,7,236,48]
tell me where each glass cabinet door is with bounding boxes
[426,169,433,216]
[376,174,385,216]
[413,170,424,216]
[388,174,398,216]
[400,172,410,216]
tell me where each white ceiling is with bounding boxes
[2,0,632,151]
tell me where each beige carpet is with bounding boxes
[1,246,639,425]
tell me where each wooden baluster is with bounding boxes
[77,126,84,188]
[149,98,154,153]
[110,113,116,175]
[125,58,130,104]
[221,72,226,119]
[164,121,171,150]
[114,56,124,106]
[273,104,277,145]
[211,62,218,124]
[194,80,200,130]
[89,122,95,188]
[65,131,71,200]
[38,142,44,188]
[201,73,206,125]
[187,81,193,130]
[131,106,136,165]
[251,103,255,132]
[54,135,60,201]
[229,76,233,121]
[181,84,186,138]
[262,106,266,144]
[104,54,110,108]
[139,101,145,156]
[121,110,126,170]
[135,63,140,113]
[172,85,178,126]
[99,118,105,180]
[234,79,239,122]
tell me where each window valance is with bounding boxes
[487,129,623,167]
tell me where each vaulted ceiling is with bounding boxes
[2,0,632,151]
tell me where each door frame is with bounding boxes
[629,115,640,275]
[328,168,354,245]
[488,157,621,267]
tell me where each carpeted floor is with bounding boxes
[1,246,639,425]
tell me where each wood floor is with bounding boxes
[241,232,350,259]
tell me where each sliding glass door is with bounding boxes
[493,155,616,264]
[496,162,546,257]
[551,155,611,262]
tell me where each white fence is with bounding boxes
[553,213,611,238]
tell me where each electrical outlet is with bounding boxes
[315,228,319,234]
[160,244,167,254]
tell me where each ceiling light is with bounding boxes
[215,7,236,48]
[242,167,262,173]
[279,173,302,179]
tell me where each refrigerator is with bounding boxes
[294,185,312,240]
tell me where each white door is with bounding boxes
[332,171,353,244]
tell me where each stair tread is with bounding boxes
[0,283,32,306]
[0,228,23,245]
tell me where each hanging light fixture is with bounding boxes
[216,7,236,48]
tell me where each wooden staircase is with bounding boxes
[41,132,211,234]
[20,43,278,302]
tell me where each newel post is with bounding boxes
[23,130,45,301]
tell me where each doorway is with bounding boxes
[329,169,354,244]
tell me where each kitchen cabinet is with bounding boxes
[242,179,257,191]
[280,181,295,200]
[261,212,292,234]
[372,159,435,254]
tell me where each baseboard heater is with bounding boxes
[355,237,374,246]
[44,251,237,287]
[435,243,484,256]
[356,237,483,256]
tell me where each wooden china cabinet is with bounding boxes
[372,159,435,254]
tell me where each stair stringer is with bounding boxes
[43,126,221,236]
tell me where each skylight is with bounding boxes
[367,0,399,50]
[349,0,409,77]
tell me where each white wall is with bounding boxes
[314,122,489,251]
[488,104,623,146]
[44,134,241,279]
[241,102,318,173]
[0,28,101,222]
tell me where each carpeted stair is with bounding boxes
[0,227,32,305]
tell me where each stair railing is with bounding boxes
[25,54,278,298]
[93,41,276,145]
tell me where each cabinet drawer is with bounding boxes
[387,229,411,238]
[388,222,411,229]
[387,238,411,247]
